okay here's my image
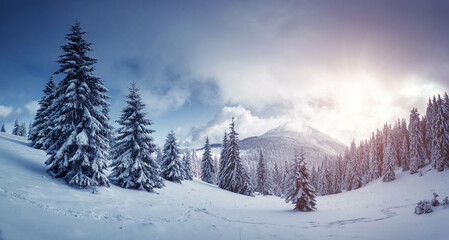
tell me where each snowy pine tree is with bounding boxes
[382,128,396,182]
[0,124,5,133]
[368,133,380,181]
[409,108,425,174]
[218,132,228,188]
[20,122,27,137]
[285,150,316,211]
[27,122,32,139]
[256,150,270,195]
[375,129,384,177]
[400,137,410,171]
[160,131,184,183]
[201,137,216,184]
[44,22,111,188]
[12,120,20,136]
[433,94,449,171]
[29,76,56,149]
[425,98,434,162]
[109,83,164,192]
[220,118,254,196]
[182,152,193,180]
[273,162,283,196]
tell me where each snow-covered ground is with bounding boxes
[0,132,448,240]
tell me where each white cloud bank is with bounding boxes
[0,106,13,117]
[25,101,40,115]
[182,105,290,147]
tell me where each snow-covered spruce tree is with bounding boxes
[443,93,449,169]
[160,131,184,183]
[45,22,111,188]
[425,98,434,163]
[355,143,364,187]
[399,119,410,171]
[409,108,425,174]
[273,162,283,196]
[318,162,331,195]
[382,128,396,182]
[433,94,449,171]
[182,152,193,180]
[285,151,316,211]
[400,137,410,171]
[109,83,164,192]
[334,155,343,194]
[191,150,201,178]
[341,147,350,190]
[375,129,384,177]
[0,124,5,132]
[220,118,254,196]
[214,155,219,182]
[20,122,27,137]
[282,160,295,197]
[27,122,32,139]
[256,150,270,195]
[368,133,379,181]
[218,132,228,188]
[201,137,216,184]
[29,76,56,149]
[156,147,163,165]
[12,120,20,136]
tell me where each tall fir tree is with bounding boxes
[45,22,111,188]
[368,133,380,181]
[400,119,410,171]
[0,124,5,133]
[29,76,56,149]
[218,132,228,188]
[400,137,410,171]
[12,120,20,136]
[182,152,193,180]
[220,118,254,196]
[160,131,184,183]
[375,129,384,177]
[285,150,316,211]
[20,122,27,137]
[273,162,282,196]
[27,122,32,139]
[433,94,449,171]
[425,98,434,162]
[256,150,270,195]
[382,128,396,182]
[201,137,216,184]
[409,108,425,174]
[109,83,164,192]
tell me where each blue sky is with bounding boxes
[1,0,449,147]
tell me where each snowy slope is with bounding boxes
[0,132,448,240]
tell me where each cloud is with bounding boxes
[140,86,191,116]
[182,105,289,147]
[25,101,39,115]
[0,105,13,117]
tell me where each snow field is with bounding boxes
[0,132,448,240]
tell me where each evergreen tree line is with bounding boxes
[309,93,449,196]
[228,93,449,198]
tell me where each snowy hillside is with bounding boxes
[0,132,448,240]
